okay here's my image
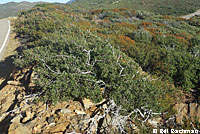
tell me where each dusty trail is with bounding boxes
[181,9,200,19]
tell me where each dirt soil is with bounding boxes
[181,9,200,19]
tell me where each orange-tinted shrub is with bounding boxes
[109,35,135,51]
[157,23,166,27]
[91,9,103,14]
[145,28,159,35]
[111,8,127,12]
[79,21,91,26]
[166,34,189,45]
[102,19,110,23]
[111,8,129,17]
[98,34,135,51]
[119,12,129,18]
[176,17,187,21]
[175,32,192,40]
[115,22,137,30]
[117,35,136,45]
[141,22,152,26]
[98,33,109,38]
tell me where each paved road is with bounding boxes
[0,19,10,60]
[181,9,200,19]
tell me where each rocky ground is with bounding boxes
[0,69,111,134]
[1,67,138,134]
[0,68,200,134]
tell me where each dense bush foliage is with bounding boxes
[9,1,200,132]
[131,29,152,44]
[14,5,181,114]
[0,1,38,19]
[14,4,200,117]
[70,0,200,16]
[92,9,200,91]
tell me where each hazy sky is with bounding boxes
[0,0,70,4]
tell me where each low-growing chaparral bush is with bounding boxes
[131,28,153,44]
[15,27,167,113]
[69,0,200,16]
[14,5,177,115]
[14,2,200,110]
[13,2,200,132]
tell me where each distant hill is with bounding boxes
[67,0,76,4]
[0,1,45,19]
[69,0,200,16]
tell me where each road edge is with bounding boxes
[0,20,11,59]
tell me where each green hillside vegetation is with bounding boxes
[0,1,45,19]
[70,0,200,16]
[14,4,173,113]
[13,3,200,132]
[190,15,200,26]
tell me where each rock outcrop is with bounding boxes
[173,103,200,124]
[0,68,200,134]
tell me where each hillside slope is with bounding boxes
[10,3,200,131]
[70,0,200,16]
[0,2,199,133]
[0,2,44,19]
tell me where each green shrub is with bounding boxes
[15,30,167,113]
[14,6,168,113]
[189,35,200,57]
[12,3,200,131]
[15,4,195,115]
[136,10,155,19]
[154,35,186,49]
[131,29,152,44]
[100,10,122,19]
